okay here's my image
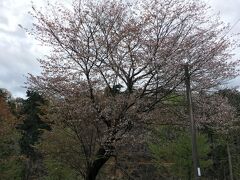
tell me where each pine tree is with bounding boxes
[17,90,50,179]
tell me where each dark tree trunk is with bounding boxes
[86,147,111,180]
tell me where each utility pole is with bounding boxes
[184,64,201,180]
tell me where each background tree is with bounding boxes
[26,0,239,179]
[37,125,82,179]
[149,126,212,179]
[0,89,24,179]
[147,90,237,179]
[17,90,51,180]
[215,89,240,179]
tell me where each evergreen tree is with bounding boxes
[17,90,50,179]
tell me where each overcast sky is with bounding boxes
[0,0,240,98]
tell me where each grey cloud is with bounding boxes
[0,28,41,98]
[0,16,8,25]
[0,27,26,38]
[207,0,240,24]
[0,0,43,98]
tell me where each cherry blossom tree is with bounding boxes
[27,0,239,179]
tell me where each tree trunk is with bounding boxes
[227,143,233,180]
[86,147,111,180]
